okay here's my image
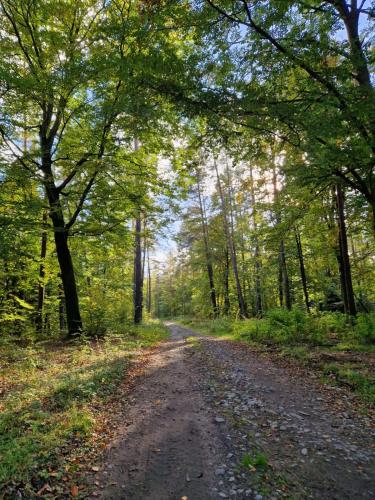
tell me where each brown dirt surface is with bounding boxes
[90,323,375,500]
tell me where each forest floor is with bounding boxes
[0,324,168,499]
[90,322,375,500]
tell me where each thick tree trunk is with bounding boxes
[45,182,82,336]
[335,184,356,315]
[133,216,143,324]
[340,4,372,90]
[196,172,218,318]
[294,227,310,313]
[214,159,248,318]
[53,221,82,334]
[35,210,48,334]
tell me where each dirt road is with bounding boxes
[95,323,375,500]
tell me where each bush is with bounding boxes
[267,308,309,341]
[233,309,312,344]
[208,318,233,335]
[354,313,375,344]
[233,318,270,341]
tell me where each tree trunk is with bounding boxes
[146,247,152,315]
[142,218,147,283]
[45,183,82,336]
[133,216,143,324]
[370,193,375,236]
[196,170,219,318]
[254,242,262,316]
[58,280,66,333]
[223,247,231,316]
[35,210,48,334]
[53,222,82,334]
[214,158,248,318]
[237,203,249,308]
[249,165,263,316]
[272,167,291,311]
[278,265,284,307]
[227,162,248,305]
[133,137,144,324]
[294,226,310,313]
[279,239,292,311]
[40,123,82,336]
[335,184,356,315]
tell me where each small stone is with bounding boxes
[219,493,228,498]
[215,417,225,423]
[215,468,225,476]
[255,495,263,500]
[301,448,308,456]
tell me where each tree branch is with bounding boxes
[65,170,99,230]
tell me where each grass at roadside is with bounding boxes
[0,322,168,497]
[179,311,375,406]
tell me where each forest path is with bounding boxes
[94,323,375,500]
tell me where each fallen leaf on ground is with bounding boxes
[71,484,79,497]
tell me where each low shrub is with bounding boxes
[208,318,234,335]
[354,313,375,344]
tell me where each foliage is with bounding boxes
[184,310,374,347]
[241,451,269,470]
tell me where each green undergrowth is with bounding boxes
[180,311,375,405]
[241,451,268,470]
[0,321,168,494]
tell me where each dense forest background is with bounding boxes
[0,0,374,340]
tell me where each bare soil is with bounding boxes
[92,323,375,500]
